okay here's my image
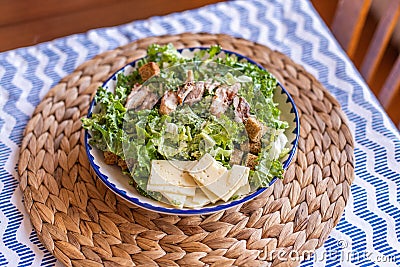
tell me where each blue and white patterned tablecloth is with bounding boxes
[1,0,399,266]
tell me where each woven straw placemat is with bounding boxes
[18,33,354,267]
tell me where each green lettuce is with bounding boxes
[81,74,132,158]
[82,43,290,195]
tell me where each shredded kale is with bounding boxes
[82,83,128,158]
[82,43,290,193]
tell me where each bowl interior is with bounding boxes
[85,48,299,215]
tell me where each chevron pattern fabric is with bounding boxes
[0,0,399,266]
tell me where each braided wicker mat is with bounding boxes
[18,33,354,267]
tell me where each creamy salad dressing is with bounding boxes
[82,44,290,209]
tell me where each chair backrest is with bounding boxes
[321,0,400,126]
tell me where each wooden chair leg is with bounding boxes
[360,0,400,83]
[331,0,372,59]
[379,55,400,109]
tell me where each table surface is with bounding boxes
[0,0,399,266]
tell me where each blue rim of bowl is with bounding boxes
[84,47,300,215]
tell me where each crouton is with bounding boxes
[229,149,244,166]
[249,141,261,154]
[245,153,258,170]
[139,62,160,81]
[118,157,128,171]
[244,116,262,142]
[103,151,118,165]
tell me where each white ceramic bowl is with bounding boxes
[85,48,299,215]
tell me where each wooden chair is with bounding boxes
[312,0,400,128]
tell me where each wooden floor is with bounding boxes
[1,0,398,127]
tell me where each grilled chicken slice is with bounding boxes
[204,79,221,94]
[140,93,158,110]
[210,83,241,117]
[232,96,250,123]
[177,70,196,104]
[125,85,147,110]
[159,90,179,115]
[177,82,195,105]
[125,85,158,111]
[184,81,205,105]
